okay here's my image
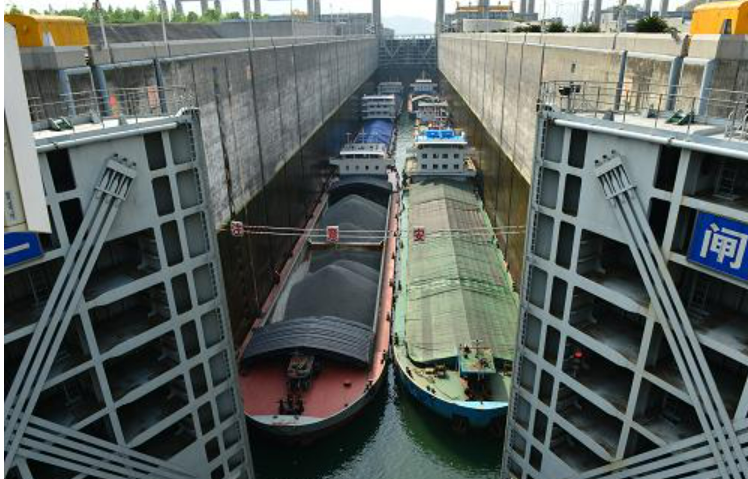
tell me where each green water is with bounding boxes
[251,370,502,479]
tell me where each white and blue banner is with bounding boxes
[687,211,748,282]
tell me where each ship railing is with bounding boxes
[539,80,748,141]
[27,86,195,130]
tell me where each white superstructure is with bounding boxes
[331,140,394,176]
[377,81,404,96]
[409,78,437,96]
[362,94,400,120]
[415,100,450,126]
[502,81,748,479]
[406,128,475,177]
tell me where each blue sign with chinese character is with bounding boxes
[4,232,44,268]
[687,212,748,282]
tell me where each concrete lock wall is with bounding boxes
[19,34,378,344]
[90,36,375,228]
[439,32,748,182]
[88,21,337,45]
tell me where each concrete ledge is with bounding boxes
[89,42,169,64]
[443,32,693,57]
[689,34,748,60]
[614,33,687,56]
[19,46,87,70]
[527,33,617,50]
[86,35,372,65]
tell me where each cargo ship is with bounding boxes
[407,76,439,118]
[238,91,399,441]
[393,126,519,433]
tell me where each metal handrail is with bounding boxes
[539,80,748,141]
[27,86,195,127]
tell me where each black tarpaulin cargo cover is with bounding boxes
[241,316,375,367]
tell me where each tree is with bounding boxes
[634,15,670,33]
[171,7,187,22]
[145,0,160,22]
[513,24,542,33]
[10,3,250,24]
[201,8,221,22]
[547,21,566,33]
[576,24,600,33]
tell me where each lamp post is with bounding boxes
[93,0,109,49]
[159,0,169,46]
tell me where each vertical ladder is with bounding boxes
[593,152,747,479]
[27,267,52,307]
[500,118,551,479]
[4,157,138,473]
[687,274,711,324]
[714,159,739,201]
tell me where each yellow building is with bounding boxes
[690,0,748,35]
[4,14,89,47]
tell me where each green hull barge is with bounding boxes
[393,127,519,433]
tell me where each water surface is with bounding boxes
[251,370,502,479]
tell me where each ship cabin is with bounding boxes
[409,78,437,96]
[406,128,476,178]
[415,100,449,126]
[362,94,399,120]
[377,81,404,97]
[331,120,395,176]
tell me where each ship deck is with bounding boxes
[238,174,398,428]
[392,176,518,407]
[400,179,519,365]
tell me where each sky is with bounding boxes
[7,0,693,30]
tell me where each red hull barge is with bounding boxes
[239,176,399,442]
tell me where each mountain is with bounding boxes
[383,15,434,35]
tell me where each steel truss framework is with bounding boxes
[3,159,192,479]
[501,115,748,479]
[4,116,252,479]
[379,35,437,69]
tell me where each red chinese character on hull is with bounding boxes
[326,226,339,243]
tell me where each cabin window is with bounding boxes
[442,154,448,159]
[454,164,460,169]
[356,165,360,170]
[365,165,369,171]
[422,153,427,159]
[345,166,350,171]
[375,165,380,170]
[432,154,438,159]
[422,164,427,170]
[454,153,460,159]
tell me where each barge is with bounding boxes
[238,92,399,442]
[393,127,519,433]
